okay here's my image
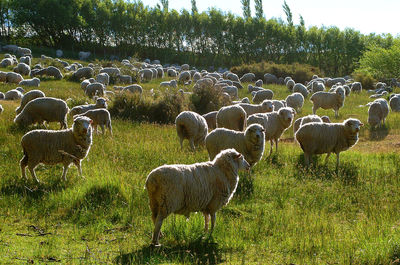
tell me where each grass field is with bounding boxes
[1,55,400,264]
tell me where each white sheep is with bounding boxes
[20,116,93,182]
[85,82,105,98]
[311,81,325,93]
[295,118,363,169]
[4,89,23,100]
[122,84,143,94]
[178,71,191,84]
[232,97,250,104]
[0,58,13,67]
[13,63,31,76]
[238,100,274,116]
[226,73,239,82]
[160,80,177,88]
[6,72,23,84]
[252,89,274,104]
[205,124,265,166]
[264,73,278,84]
[255,79,263,87]
[146,148,250,246]
[310,86,345,118]
[285,92,304,113]
[202,111,217,131]
[240,73,255,83]
[69,97,108,116]
[248,84,263,93]
[34,66,63,79]
[368,98,389,128]
[19,77,40,87]
[222,86,238,99]
[72,67,94,80]
[271,100,286,111]
[16,89,46,114]
[247,107,295,155]
[293,114,323,135]
[286,79,295,90]
[14,97,69,129]
[216,105,247,131]
[389,95,400,112]
[293,83,309,98]
[74,109,112,136]
[351,82,362,93]
[118,74,132,84]
[100,67,121,77]
[175,111,208,151]
[96,73,109,86]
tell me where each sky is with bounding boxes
[140,0,399,36]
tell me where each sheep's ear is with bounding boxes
[233,153,242,159]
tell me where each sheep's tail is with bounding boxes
[176,122,188,138]
[145,173,158,193]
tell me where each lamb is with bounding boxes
[202,111,217,131]
[34,66,63,79]
[252,89,274,104]
[285,92,304,113]
[310,86,345,118]
[13,63,30,76]
[238,100,274,116]
[293,83,309,98]
[216,105,247,131]
[240,73,255,83]
[85,82,105,98]
[20,116,93,182]
[175,111,208,151]
[368,98,389,128]
[14,97,69,129]
[16,89,46,114]
[255,79,263,87]
[351,82,362,93]
[205,124,265,166]
[74,109,112,136]
[293,114,323,135]
[247,107,295,155]
[295,118,363,169]
[96,73,109,86]
[4,89,23,100]
[19,77,40,87]
[6,72,23,84]
[389,95,400,112]
[69,97,108,116]
[145,148,250,246]
[286,79,295,91]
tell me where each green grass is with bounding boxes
[1,54,400,264]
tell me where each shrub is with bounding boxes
[230,61,321,84]
[190,85,226,114]
[352,70,376,90]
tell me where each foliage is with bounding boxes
[254,0,263,20]
[190,85,225,114]
[241,0,251,20]
[282,1,293,26]
[352,69,377,89]
[231,61,321,84]
[356,40,400,80]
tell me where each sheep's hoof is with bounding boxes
[150,243,161,248]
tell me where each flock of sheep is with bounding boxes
[0,44,399,246]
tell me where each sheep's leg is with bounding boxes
[20,155,28,179]
[275,139,278,153]
[179,137,183,150]
[304,153,310,167]
[28,164,39,183]
[61,164,70,181]
[210,212,216,233]
[100,124,105,135]
[152,214,165,246]
[203,212,210,232]
[74,160,84,178]
[312,106,317,115]
[108,123,113,136]
[189,139,195,152]
[334,109,338,118]
[269,140,273,156]
[336,153,340,172]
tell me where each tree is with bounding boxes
[191,0,197,15]
[241,0,251,20]
[254,0,263,19]
[282,0,293,26]
[299,15,304,27]
[160,0,168,12]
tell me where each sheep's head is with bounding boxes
[245,123,265,145]
[279,107,295,126]
[214,148,251,173]
[73,116,93,137]
[261,100,274,112]
[95,97,108,109]
[321,116,331,123]
[344,118,364,133]
[335,87,346,99]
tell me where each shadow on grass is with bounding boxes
[293,154,359,185]
[369,125,389,141]
[234,172,254,201]
[115,236,225,264]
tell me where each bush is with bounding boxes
[353,70,376,90]
[109,91,187,124]
[230,61,321,84]
[190,85,226,114]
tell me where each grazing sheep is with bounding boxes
[284,77,292,84]
[293,114,323,135]
[96,73,109,86]
[118,74,132,84]
[326,78,346,87]
[34,66,63,79]
[255,79,263,87]
[167,68,178,77]
[181,64,189,71]
[16,90,46,114]
[286,79,295,91]
[14,97,69,129]
[247,107,295,155]
[74,109,112,136]
[252,89,274,104]
[205,124,265,166]
[264,73,278,84]
[69,97,108,116]
[100,67,121,77]
[216,105,247,131]
[20,116,93,182]
[311,81,325,93]
[175,111,208,151]
[122,84,143,94]
[193,72,201,82]
[139,69,153,82]
[321,116,331,123]
[85,82,105,98]
[194,78,213,91]
[19,77,40,87]
[13,63,31,76]
[240,73,255,83]
[146,148,250,246]
[4,89,23,100]
[247,84,263,93]
[226,73,239,82]
[351,82,362,93]
[295,118,363,169]
[389,95,400,112]
[293,83,309,98]
[222,86,238,99]
[232,97,250,104]
[202,111,217,131]
[72,67,94,80]
[17,47,31,56]
[285,92,304,113]
[0,58,13,67]
[368,98,389,128]
[160,79,177,88]
[238,100,274,116]
[310,86,345,118]
[271,100,286,111]
[6,72,23,84]
[178,71,191,84]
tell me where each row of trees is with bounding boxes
[0,0,396,75]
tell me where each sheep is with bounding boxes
[295,118,363,169]
[247,107,295,155]
[19,77,40,87]
[74,109,112,136]
[216,105,247,131]
[226,73,239,82]
[284,77,292,84]
[0,71,6,82]
[240,73,255,83]
[13,63,30,76]
[175,111,208,151]
[286,79,295,91]
[81,79,92,90]
[351,82,362,93]
[310,86,345,118]
[238,100,274,116]
[78,51,91,60]
[17,47,31,56]
[311,81,325,93]
[56,49,63,57]
[264,73,278,84]
[271,100,286,111]
[326,77,346,87]
[193,72,201,82]
[248,84,263,93]
[6,72,23,84]
[16,87,25,93]
[368,98,389,128]
[178,71,191,84]
[255,79,263,87]
[14,97,69,129]
[72,67,94,80]
[156,67,164,78]
[285,92,304,113]
[0,104,3,113]
[0,58,13,67]
[99,67,121,77]
[232,97,250,104]
[34,66,63,79]
[139,69,153,82]
[69,97,108,116]
[252,89,274,104]
[4,89,23,100]
[159,80,177,88]
[145,148,250,246]
[389,95,400,112]
[293,83,309,98]
[293,114,323,135]
[16,90,46,114]
[321,116,331,123]
[0,92,3,99]
[181,64,190,71]
[20,116,93,182]
[118,74,132,84]
[193,78,213,91]
[122,84,143,94]
[222,86,238,99]
[167,68,177,77]
[96,73,109,86]
[202,111,217,131]
[85,82,105,98]
[205,124,265,167]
